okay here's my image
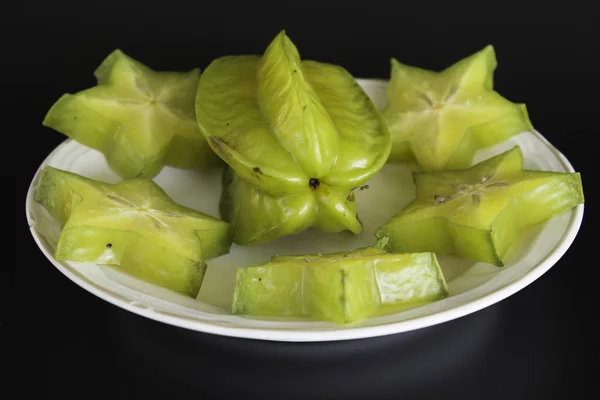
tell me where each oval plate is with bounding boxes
[26,79,584,342]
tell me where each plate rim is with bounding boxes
[25,78,585,342]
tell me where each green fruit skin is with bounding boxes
[232,251,448,325]
[35,166,232,297]
[56,226,206,297]
[196,31,391,245]
[219,166,361,245]
[43,49,219,180]
[375,147,585,266]
[444,104,532,170]
[270,246,387,262]
[219,166,317,245]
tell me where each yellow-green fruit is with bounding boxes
[43,49,220,179]
[232,249,448,325]
[35,166,232,297]
[383,45,533,171]
[196,31,391,245]
[375,146,584,266]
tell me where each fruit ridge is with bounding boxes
[196,30,391,245]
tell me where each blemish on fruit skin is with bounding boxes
[253,167,262,175]
[309,178,320,190]
[106,243,112,248]
[434,194,452,205]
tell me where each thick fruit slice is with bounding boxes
[232,249,448,325]
[35,166,233,296]
[383,45,533,171]
[196,30,391,245]
[375,146,584,266]
[43,49,219,179]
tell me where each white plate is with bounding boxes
[25,79,584,342]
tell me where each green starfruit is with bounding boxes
[196,31,391,245]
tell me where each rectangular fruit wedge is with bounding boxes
[232,250,448,325]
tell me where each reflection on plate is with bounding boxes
[25,79,584,342]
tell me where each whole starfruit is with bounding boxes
[195,31,391,245]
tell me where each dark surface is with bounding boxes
[6,1,598,398]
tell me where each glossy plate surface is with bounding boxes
[25,79,584,342]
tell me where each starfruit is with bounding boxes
[232,248,448,325]
[383,45,533,171]
[375,146,584,266]
[195,31,391,245]
[43,50,220,179]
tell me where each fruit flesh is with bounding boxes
[43,49,219,180]
[375,146,584,266]
[232,250,448,324]
[35,166,233,297]
[196,31,391,245]
[383,45,532,171]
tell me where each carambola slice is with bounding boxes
[35,166,233,297]
[232,249,448,325]
[43,49,219,179]
[383,45,533,171]
[196,31,391,245]
[375,146,584,266]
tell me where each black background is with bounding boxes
[6,1,599,398]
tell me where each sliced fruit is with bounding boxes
[196,30,391,245]
[383,45,533,171]
[34,166,233,296]
[43,49,219,179]
[375,146,584,266]
[232,249,448,325]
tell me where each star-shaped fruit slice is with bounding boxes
[375,146,584,266]
[232,248,448,325]
[43,49,219,179]
[35,166,232,297]
[383,45,533,171]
